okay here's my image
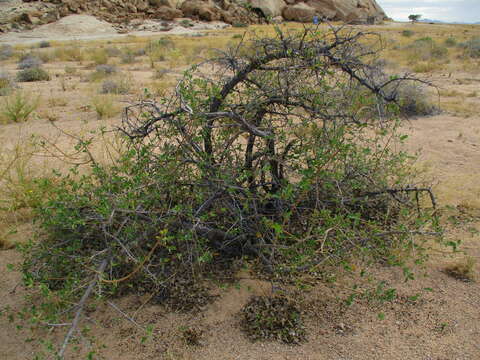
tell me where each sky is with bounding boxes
[377,0,480,23]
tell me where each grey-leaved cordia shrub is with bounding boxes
[22,28,442,347]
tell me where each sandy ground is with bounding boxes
[0,22,480,360]
[0,14,230,46]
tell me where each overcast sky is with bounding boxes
[377,0,480,23]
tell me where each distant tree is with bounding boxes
[408,14,422,23]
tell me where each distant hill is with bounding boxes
[419,18,479,25]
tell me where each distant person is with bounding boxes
[313,15,319,25]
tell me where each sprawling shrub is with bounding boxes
[22,28,440,353]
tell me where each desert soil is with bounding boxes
[0,14,229,46]
[0,22,479,360]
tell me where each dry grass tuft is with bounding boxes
[444,257,476,282]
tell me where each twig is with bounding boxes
[107,301,145,330]
[58,258,108,359]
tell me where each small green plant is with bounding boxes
[233,23,248,28]
[180,19,193,27]
[16,67,50,82]
[0,91,39,123]
[401,30,414,37]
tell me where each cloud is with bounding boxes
[377,0,480,23]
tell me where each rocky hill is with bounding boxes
[0,0,387,33]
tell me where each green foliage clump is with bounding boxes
[401,30,414,37]
[16,67,50,82]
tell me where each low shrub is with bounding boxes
[105,46,122,57]
[16,67,50,82]
[396,83,439,117]
[0,44,13,60]
[401,30,414,37]
[444,37,457,47]
[120,50,137,64]
[39,41,51,48]
[100,78,131,95]
[88,64,118,81]
[17,54,43,69]
[460,37,480,58]
[95,64,117,75]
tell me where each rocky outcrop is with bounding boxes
[284,0,386,23]
[283,3,316,22]
[0,0,388,33]
[249,0,286,18]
